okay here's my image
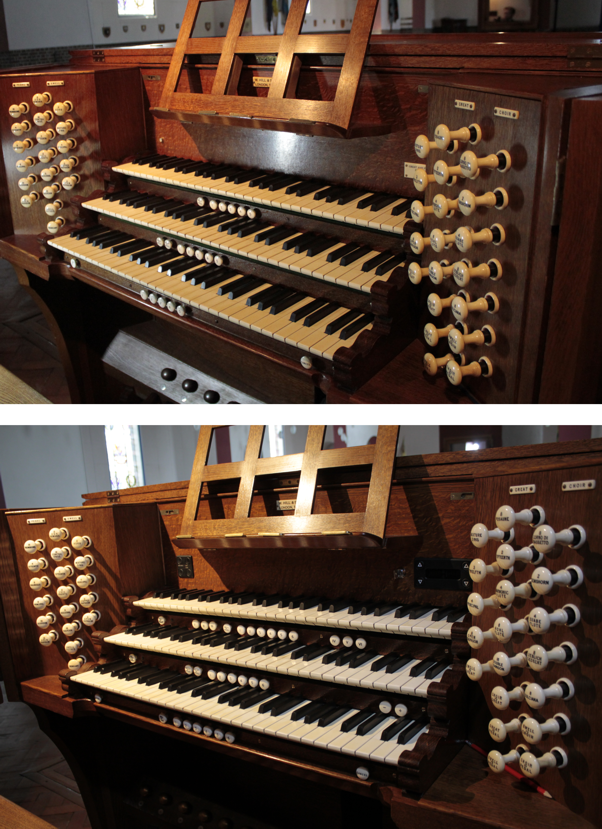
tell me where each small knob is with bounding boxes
[56,120,75,135]
[469,558,512,583]
[471,523,514,548]
[47,217,66,235]
[33,110,54,127]
[39,630,59,647]
[525,678,575,709]
[408,262,429,284]
[467,591,510,616]
[72,535,92,550]
[59,603,79,619]
[427,259,457,284]
[62,173,81,191]
[460,149,511,179]
[16,156,36,172]
[487,743,528,774]
[532,523,586,552]
[36,129,56,145]
[40,165,60,182]
[495,543,542,569]
[491,682,529,711]
[76,573,96,589]
[434,122,482,150]
[495,578,536,605]
[519,748,568,779]
[521,714,571,745]
[530,564,583,595]
[427,292,457,317]
[409,231,433,255]
[197,811,212,823]
[525,641,578,672]
[432,159,466,186]
[33,92,53,107]
[455,224,505,253]
[79,592,99,608]
[491,650,528,676]
[9,102,30,118]
[466,657,494,680]
[65,638,84,656]
[458,187,509,215]
[492,615,530,643]
[217,820,233,829]
[54,565,74,581]
[59,156,78,173]
[82,610,101,627]
[36,613,56,629]
[424,322,454,347]
[57,138,77,154]
[432,193,459,219]
[182,379,198,393]
[161,368,177,381]
[203,390,220,404]
[423,351,465,377]
[448,324,496,354]
[410,199,434,222]
[33,594,53,610]
[74,554,94,570]
[53,101,73,117]
[62,620,81,636]
[11,120,32,137]
[29,576,51,591]
[20,192,40,208]
[177,802,192,815]
[27,557,48,573]
[466,625,495,649]
[414,134,438,158]
[158,794,172,807]
[13,138,35,154]
[18,174,39,191]
[488,714,527,743]
[452,258,502,288]
[451,292,499,321]
[45,200,64,218]
[43,183,61,199]
[429,228,456,254]
[413,168,437,192]
[446,356,494,385]
[68,656,86,670]
[57,584,76,599]
[38,148,58,163]
[528,603,580,634]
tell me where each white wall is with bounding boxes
[139,425,199,484]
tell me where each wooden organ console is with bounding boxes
[0,428,600,829]
[1,0,602,403]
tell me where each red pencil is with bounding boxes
[466,740,553,799]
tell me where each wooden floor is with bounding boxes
[0,259,70,404]
[0,684,91,828]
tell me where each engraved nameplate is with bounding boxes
[509,484,536,494]
[562,479,596,492]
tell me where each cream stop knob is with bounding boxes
[41,166,60,182]
[45,200,63,218]
[432,194,459,219]
[424,322,454,347]
[488,714,527,743]
[434,122,482,150]
[410,200,435,223]
[466,657,494,680]
[33,110,53,127]
[59,603,79,619]
[453,259,502,288]
[526,641,578,671]
[430,229,456,253]
[446,356,494,385]
[33,594,53,610]
[495,578,536,605]
[36,613,56,629]
[36,129,56,145]
[38,148,57,164]
[9,102,30,118]
[528,603,580,633]
[79,592,98,608]
[428,260,456,285]
[39,630,59,647]
[451,293,499,322]
[57,584,76,599]
[495,543,542,569]
[530,564,583,595]
[519,748,568,778]
[62,174,81,191]
[11,120,32,137]
[13,139,34,154]
[432,159,467,186]
[68,657,86,670]
[57,138,77,154]
[493,615,530,643]
[29,576,51,591]
[524,678,575,709]
[427,292,457,317]
[54,564,74,580]
[72,535,92,550]
[492,650,528,676]
[414,134,437,158]
[59,156,78,173]
[469,558,512,582]
[43,183,61,199]
[53,101,73,117]
[18,174,37,190]
[82,610,101,626]
[423,352,465,376]
[448,324,496,354]
[458,187,509,215]
[532,523,586,552]
[27,557,48,573]
[16,156,36,173]
[487,744,528,774]
[24,538,45,554]
[467,625,495,648]
[470,523,514,548]
[33,92,52,107]
[49,526,69,541]
[521,714,571,745]
[64,638,84,655]
[495,504,545,530]
[62,620,81,636]
[491,682,528,710]
[460,149,511,179]
[74,554,94,569]
[20,192,40,208]
[51,546,70,562]
[455,224,505,253]
[56,120,75,136]
[413,168,436,192]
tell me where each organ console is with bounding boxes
[0,429,600,829]
[0,0,601,402]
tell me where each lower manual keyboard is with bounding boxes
[71,663,429,767]
[48,227,374,361]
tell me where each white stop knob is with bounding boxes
[27,557,48,573]
[519,748,568,778]
[33,594,53,610]
[24,538,45,554]
[530,565,583,595]
[80,592,98,608]
[532,523,586,552]
[467,625,495,649]
[59,602,79,619]
[39,631,59,647]
[57,584,76,599]
[524,678,575,709]
[76,573,96,589]
[470,523,514,548]
[62,621,81,636]
[488,714,526,743]
[495,543,542,568]
[495,504,545,530]
[466,657,493,680]
[54,565,74,580]
[68,657,86,670]
[74,554,94,570]
[492,650,528,676]
[528,603,580,633]
[521,714,571,744]
[49,526,69,541]
[29,576,50,591]
[467,592,508,616]
[491,682,528,711]
[36,613,56,629]
[526,641,578,671]
[82,611,100,626]
[64,638,84,655]
[493,615,531,643]
[495,579,535,605]
[469,558,512,582]
[72,535,91,550]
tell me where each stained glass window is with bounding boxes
[104,426,146,490]
[117,0,156,17]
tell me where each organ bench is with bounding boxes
[0,428,600,828]
[1,0,602,403]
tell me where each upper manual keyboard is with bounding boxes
[113,154,414,236]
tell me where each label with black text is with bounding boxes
[494,106,519,120]
[27,517,46,524]
[562,479,596,491]
[455,99,475,111]
[509,484,536,494]
[63,515,82,522]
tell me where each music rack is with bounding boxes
[153,0,381,138]
[176,425,400,548]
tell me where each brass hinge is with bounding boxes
[568,44,602,69]
[106,490,120,503]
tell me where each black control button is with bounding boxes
[158,794,172,807]
[161,368,177,381]
[217,820,233,829]
[203,390,220,404]
[178,802,192,815]
[198,811,212,823]
[138,786,151,798]
[182,379,199,393]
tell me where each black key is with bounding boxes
[261,226,299,246]
[94,659,129,674]
[290,299,329,323]
[303,645,332,662]
[313,185,346,203]
[341,710,373,733]
[142,198,172,212]
[134,153,164,165]
[356,192,382,210]
[394,604,419,619]
[337,188,366,205]
[199,681,231,700]
[138,670,171,686]
[173,204,204,220]
[176,676,210,694]
[373,603,402,617]
[259,595,280,607]
[298,597,321,610]
[340,246,372,267]
[128,623,162,636]
[271,695,303,717]
[381,716,413,741]
[233,169,261,185]
[211,166,242,181]
[431,606,455,622]
[281,232,307,251]
[305,238,339,257]
[391,198,412,216]
[112,239,151,256]
[303,702,333,724]
[166,258,202,277]
[202,214,226,229]
[259,640,283,656]
[326,243,360,264]
[409,658,438,678]
[347,600,375,615]
[339,314,374,340]
[172,629,202,643]
[324,309,362,336]
[190,680,219,698]
[98,233,133,250]
[253,172,286,189]
[290,700,322,722]
[147,624,180,638]
[121,192,155,207]
[247,284,286,308]
[140,250,179,267]
[288,644,315,660]
[256,286,295,311]
[157,256,187,273]
[375,252,406,276]
[270,291,307,315]
[271,640,299,657]
[217,217,244,233]
[348,649,378,669]
[239,689,274,709]
[221,275,261,298]
[90,230,121,247]
[408,605,435,620]
[257,173,290,190]
[149,155,180,168]
[288,180,324,197]
[385,654,414,674]
[216,686,246,704]
[293,233,321,254]
[321,649,341,665]
[199,270,236,290]
[156,625,185,639]
[334,648,356,667]
[425,658,451,680]
[304,303,340,328]
[360,251,393,272]
[269,175,303,192]
[445,608,466,623]
[158,674,191,691]
[398,719,428,745]
[368,193,401,212]
[237,221,265,238]
[318,706,352,728]
[123,666,159,681]
[357,712,389,736]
